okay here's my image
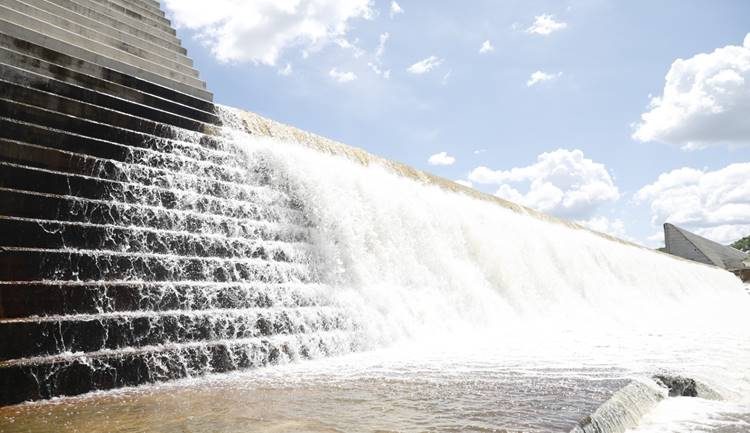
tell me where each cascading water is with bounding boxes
[0,109,359,402]
[213,106,750,431]
[2,105,749,432]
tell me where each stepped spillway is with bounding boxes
[0,0,355,405]
[1,2,749,430]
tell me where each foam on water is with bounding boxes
[2,105,748,431]
[214,106,750,427]
[627,398,750,432]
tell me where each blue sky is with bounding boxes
[162,0,750,246]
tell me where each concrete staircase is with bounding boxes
[0,0,209,99]
[0,0,353,405]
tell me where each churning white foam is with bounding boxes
[217,107,750,427]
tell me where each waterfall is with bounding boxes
[3,98,748,417]
[0,107,358,405]
[1,0,747,428]
[1,99,748,429]
[214,106,750,412]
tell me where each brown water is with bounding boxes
[3,329,750,433]
[0,349,630,433]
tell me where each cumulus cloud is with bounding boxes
[468,149,620,219]
[407,56,443,74]
[390,1,403,18]
[428,151,456,166]
[526,70,562,87]
[577,216,631,241]
[163,0,375,65]
[632,33,750,149]
[329,68,357,83]
[526,14,567,36]
[479,40,494,54]
[635,163,750,245]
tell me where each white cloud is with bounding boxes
[329,68,357,83]
[473,149,487,155]
[479,40,494,54]
[368,62,391,78]
[632,33,750,149]
[407,56,443,74]
[428,151,456,166]
[163,0,375,65]
[278,63,293,76]
[441,70,452,86]
[526,70,562,87]
[468,149,620,219]
[646,230,666,247]
[335,38,365,58]
[526,14,567,36]
[389,1,403,18]
[455,180,473,188]
[635,163,750,245]
[375,32,389,59]
[577,216,631,241]
[368,32,391,78]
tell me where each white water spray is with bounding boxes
[215,106,750,428]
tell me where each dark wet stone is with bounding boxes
[653,374,698,397]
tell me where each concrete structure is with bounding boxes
[0,0,349,405]
[664,223,750,282]
[2,0,744,409]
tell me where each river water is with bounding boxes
[1,108,748,432]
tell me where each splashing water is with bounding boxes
[2,106,749,432]
[216,106,750,429]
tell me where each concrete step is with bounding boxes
[0,33,213,112]
[0,139,287,207]
[66,0,178,43]
[0,188,309,245]
[3,0,195,71]
[99,0,166,21]
[0,97,219,152]
[0,247,310,283]
[135,0,163,12]
[0,162,303,224]
[25,0,185,54]
[0,67,213,129]
[126,0,165,17]
[0,20,211,100]
[136,0,164,17]
[0,331,348,405]
[0,281,326,319]
[0,81,205,135]
[0,49,216,123]
[0,9,205,90]
[0,307,348,360]
[90,0,174,31]
[0,217,306,263]
[0,119,239,180]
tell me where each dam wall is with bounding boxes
[0,0,741,408]
[0,0,351,405]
